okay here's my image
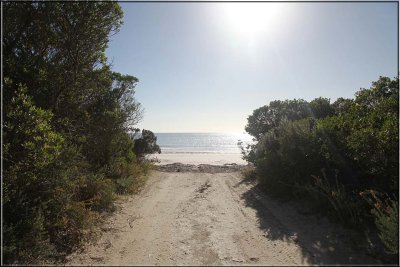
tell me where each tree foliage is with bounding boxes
[4,86,64,262]
[3,2,158,263]
[309,97,335,119]
[134,129,162,159]
[245,98,334,141]
[244,76,399,256]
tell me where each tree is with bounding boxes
[346,76,398,193]
[82,73,143,168]
[3,2,150,263]
[243,76,399,258]
[3,2,123,114]
[245,99,311,140]
[3,86,64,262]
[332,97,353,116]
[133,130,161,159]
[309,97,334,119]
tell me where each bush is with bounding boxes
[316,77,399,194]
[304,170,365,226]
[3,2,156,264]
[361,190,399,254]
[3,208,57,264]
[245,99,312,141]
[372,199,399,255]
[373,199,399,255]
[112,158,152,194]
[3,86,64,263]
[49,201,99,255]
[253,118,321,198]
[77,175,116,212]
[133,129,161,159]
[3,77,150,265]
[244,76,399,260]
[309,97,335,119]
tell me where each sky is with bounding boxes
[106,2,398,133]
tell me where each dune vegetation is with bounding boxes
[3,2,160,264]
[241,76,399,258]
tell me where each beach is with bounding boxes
[147,132,252,166]
[66,135,379,266]
[66,135,380,266]
[149,152,247,165]
[7,3,396,265]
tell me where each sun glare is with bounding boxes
[222,3,283,41]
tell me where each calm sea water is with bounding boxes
[155,133,253,154]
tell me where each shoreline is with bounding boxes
[148,152,250,173]
[148,152,248,166]
[155,162,250,173]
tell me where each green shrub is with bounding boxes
[3,86,64,263]
[244,76,398,258]
[49,200,100,255]
[372,200,399,254]
[372,199,399,254]
[304,170,365,226]
[319,77,399,194]
[112,160,151,194]
[78,175,116,212]
[133,129,161,159]
[254,118,321,198]
[309,97,335,119]
[3,2,154,264]
[361,190,399,254]
[245,99,313,141]
[3,207,57,264]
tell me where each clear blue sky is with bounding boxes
[106,2,398,133]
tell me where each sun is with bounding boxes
[221,3,283,41]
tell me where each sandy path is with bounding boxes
[67,170,377,266]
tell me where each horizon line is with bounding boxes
[152,131,249,134]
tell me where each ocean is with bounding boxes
[155,132,253,154]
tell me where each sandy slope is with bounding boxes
[66,169,377,266]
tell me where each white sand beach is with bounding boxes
[149,153,247,165]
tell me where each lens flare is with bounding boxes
[222,3,283,40]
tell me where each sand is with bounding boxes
[149,153,247,165]
[66,167,378,266]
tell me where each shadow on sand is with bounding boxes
[234,176,395,265]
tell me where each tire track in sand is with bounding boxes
[67,170,378,266]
